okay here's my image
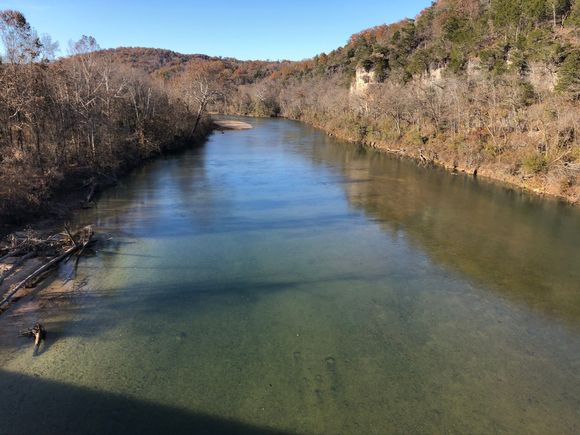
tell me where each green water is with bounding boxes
[1,118,579,434]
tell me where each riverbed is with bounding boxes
[1,117,579,434]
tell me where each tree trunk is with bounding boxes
[191,102,205,137]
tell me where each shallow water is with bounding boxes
[1,118,580,434]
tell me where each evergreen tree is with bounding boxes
[556,50,580,99]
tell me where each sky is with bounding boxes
[0,0,433,61]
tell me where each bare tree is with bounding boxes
[176,61,229,135]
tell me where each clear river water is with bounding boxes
[1,117,579,434]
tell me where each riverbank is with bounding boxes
[0,119,213,238]
[0,120,214,317]
[365,139,579,206]
[212,120,253,130]
[274,115,580,206]
[364,139,578,205]
[0,226,94,315]
[0,117,255,317]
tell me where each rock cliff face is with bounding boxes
[350,67,377,94]
[526,62,558,92]
[421,66,446,86]
[375,56,560,94]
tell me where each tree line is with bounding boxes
[0,10,211,224]
[1,0,579,222]
[219,0,580,202]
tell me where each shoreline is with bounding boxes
[319,125,578,206]
[0,117,254,318]
[0,122,215,317]
[212,119,253,130]
[365,141,579,206]
[238,114,579,206]
[0,121,214,240]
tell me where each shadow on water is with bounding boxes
[0,271,358,359]
[0,370,287,435]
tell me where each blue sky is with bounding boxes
[0,0,432,60]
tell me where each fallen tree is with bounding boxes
[0,226,94,311]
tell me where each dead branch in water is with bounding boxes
[0,226,94,310]
[20,322,47,354]
[63,223,79,248]
[0,250,36,287]
[0,247,26,263]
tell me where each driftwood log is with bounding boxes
[20,322,47,351]
[0,247,27,263]
[0,250,36,287]
[0,226,94,309]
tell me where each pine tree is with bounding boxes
[556,51,580,99]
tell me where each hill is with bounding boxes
[1,0,579,221]
[82,0,580,202]
[216,0,580,202]
[98,47,212,73]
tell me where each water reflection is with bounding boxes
[299,135,580,325]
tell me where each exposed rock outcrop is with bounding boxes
[526,62,558,93]
[350,67,378,95]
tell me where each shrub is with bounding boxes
[522,153,548,173]
[565,0,580,27]
[556,51,580,99]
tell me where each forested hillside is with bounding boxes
[1,0,579,227]
[97,47,211,73]
[0,12,213,225]
[223,0,580,202]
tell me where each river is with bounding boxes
[1,118,579,434]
